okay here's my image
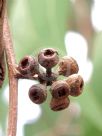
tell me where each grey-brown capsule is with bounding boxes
[50,97,70,111]
[28,84,47,104]
[58,56,79,77]
[66,74,84,96]
[38,48,59,68]
[18,56,39,76]
[51,80,70,99]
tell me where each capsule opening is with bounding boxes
[44,49,54,57]
[21,58,29,68]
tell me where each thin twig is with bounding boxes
[3,7,18,136]
[15,71,39,80]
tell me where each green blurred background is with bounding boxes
[0,0,102,136]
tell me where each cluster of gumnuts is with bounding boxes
[17,48,84,112]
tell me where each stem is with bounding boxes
[0,0,6,87]
[46,68,52,85]
[3,9,18,136]
[46,68,52,77]
[46,68,56,86]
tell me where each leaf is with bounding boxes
[77,85,102,132]
[81,117,102,136]
[91,32,102,105]
[0,93,7,136]
[10,0,71,61]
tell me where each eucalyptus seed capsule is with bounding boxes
[18,56,39,76]
[38,48,59,68]
[28,84,47,104]
[51,80,70,99]
[50,97,70,111]
[58,56,79,77]
[66,74,84,96]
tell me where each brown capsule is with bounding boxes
[58,56,79,77]
[28,84,47,104]
[66,74,84,96]
[18,56,39,76]
[50,97,70,111]
[51,80,70,99]
[38,48,59,68]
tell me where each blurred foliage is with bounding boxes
[91,33,102,105]
[9,0,71,61]
[1,0,102,136]
[86,0,94,8]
